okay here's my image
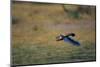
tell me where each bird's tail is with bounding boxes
[64,37,80,46]
[65,33,75,37]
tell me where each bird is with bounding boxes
[56,33,80,46]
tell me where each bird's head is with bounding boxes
[56,34,64,41]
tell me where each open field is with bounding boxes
[12,1,96,65]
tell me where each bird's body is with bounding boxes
[56,33,80,46]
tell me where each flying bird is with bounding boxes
[56,33,80,46]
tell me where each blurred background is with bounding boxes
[12,1,96,65]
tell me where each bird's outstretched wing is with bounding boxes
[63,37,80,46]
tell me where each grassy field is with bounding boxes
[12,1,96,65]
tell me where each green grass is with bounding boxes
[12,41,96,65]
